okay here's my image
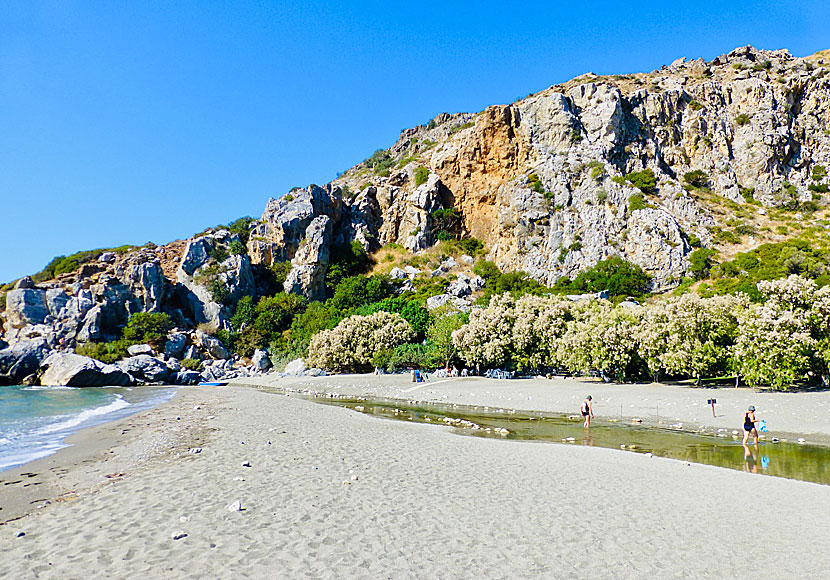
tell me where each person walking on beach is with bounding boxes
[581,395,594,428]
[742,405,760,445]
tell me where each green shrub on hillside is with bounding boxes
[735,113,752,126]
[122,312,173,348]
[33,245,140,283]
[557,256,651,299]
[689,248,718,280]
[325,241,371,290]
[628,194,648,212]
[683,170,709,189]
[414,166,430,186]
[75,340,132,364]
[624,169,657,194]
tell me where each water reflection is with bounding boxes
[290,392,830,486]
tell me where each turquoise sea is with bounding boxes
[0,385,176,472]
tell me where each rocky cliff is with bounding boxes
[249,46,830,294]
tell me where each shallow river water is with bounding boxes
[275,389,830,486]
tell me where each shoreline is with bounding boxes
[234,373,830,445]
[0,386,218,524]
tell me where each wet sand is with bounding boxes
[0,378,828,579]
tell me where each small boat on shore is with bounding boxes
[198,382,228,387]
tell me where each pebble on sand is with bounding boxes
[188,448,202,454]
[227,500,243,512]
[241,461,251,467]
[171,530,188,540]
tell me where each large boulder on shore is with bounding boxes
[116,355,171,384]
[40,352,134,387]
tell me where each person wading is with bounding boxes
[742,405,760,446]
[581,395,594,428]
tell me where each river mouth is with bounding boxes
[249,385,830,486]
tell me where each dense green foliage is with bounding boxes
[325,241,371,290]
[414,166,430,186]
[358,296,432,338]
[683,170,709,189]
[121,313,173,348]
[75,340,131,364]
[698,239,830,300]
[473,261,548,301]
[624,168,657,194]
[554,257,652,299]
[689,248,717,280]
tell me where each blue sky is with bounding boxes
[1,0,827,282]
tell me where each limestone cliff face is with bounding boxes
[246,46,830,295]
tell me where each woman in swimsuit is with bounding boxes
[742,405,759,445]
[581,395,594,428]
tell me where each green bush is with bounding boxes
[386,343,435,371]
[325,241,371,290]
[181,358,202,371]
[122,313,173,348]
[812,165,827,182]
[360,296,432,338]
[625,169,657,194]
[558,257,652,298]
[329,275,394,313]
[431,207,462,239]
[735,113,751,126]
[569,129,582,144]
[229,240,247,256]
[365,149,396,176]
[689,248,717,280]
[528,173,545,195]
[33,245,139,283]
[628,194,648,212]
[809,184,829,194]
[75,340,131,364]
[414,166,430,186]
[683,170,709,189]
[689,100,704,111]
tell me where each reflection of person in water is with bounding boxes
[743,443,759,474]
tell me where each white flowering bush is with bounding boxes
[452,293,517,367]
[640,294,744,382]
[307,311,414,372]
[559,300,642,378]
[734,275,817,389]
[512,295,572,369]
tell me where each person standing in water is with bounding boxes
[742,405,760,445]
[581,395,594,428]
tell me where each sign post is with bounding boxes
[707,398,717,417]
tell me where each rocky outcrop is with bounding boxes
[39,352,133,387]
[0,339,52,385]
[176,230,255,329]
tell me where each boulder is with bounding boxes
[4,288,49,329]
[284,358,307,375]
[403,266,421,278]
[195,331,228,360]
[183,345,201,360]
[426,294,453,310]
[283,215,332,300]
[116,355,171,384]
[251,349,271,371]
[458,254,475,266]
[164,332,188,358]
[0,339,52,385]
[40,353,133,387]
[175,370,201,385]
[127,344,154,356]
[76,305,104,343]
[389,267,407,280]
[14,276,36,290]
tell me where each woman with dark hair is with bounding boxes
[581,395,594,428]
[742,405,760,445]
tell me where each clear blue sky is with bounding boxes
[1,0,827,283]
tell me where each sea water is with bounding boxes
[0,385,176,472]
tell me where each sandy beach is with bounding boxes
[1,377,829,579]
